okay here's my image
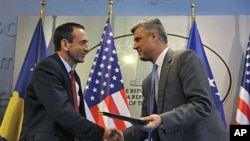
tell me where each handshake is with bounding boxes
[73,114,162,141]
[103,128,124,141]
[101,113,163,141]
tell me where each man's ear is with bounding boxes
[151,32,158,42]
[61,39,69,51]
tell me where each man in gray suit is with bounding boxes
[122,18,229,141]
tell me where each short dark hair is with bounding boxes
[131,17,168,44]
[53,22,85,51]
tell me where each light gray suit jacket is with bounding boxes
[123,48,229,141]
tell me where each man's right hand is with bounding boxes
[103,128,124,141]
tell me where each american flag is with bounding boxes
[235,35,250,125]
[84,18,131,130]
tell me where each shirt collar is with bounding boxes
[155,47,169,67]
[58,54,73,73]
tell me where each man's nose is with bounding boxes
[133,43,138,49]
[83,44,90,52]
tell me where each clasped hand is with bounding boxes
[103,128,124,141]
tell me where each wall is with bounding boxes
[1,0,250,127]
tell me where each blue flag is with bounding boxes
[0,18,48,141]
[14,18,48,98]
[187,21,227,127]
[84,18,131,130]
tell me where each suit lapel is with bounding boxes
[157,49,173,113]
[53,53,86,117]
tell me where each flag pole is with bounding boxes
[40,0,46,26]
[191,3,196,23]
[108,0,113,23]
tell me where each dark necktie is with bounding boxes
[70,70,79,112]
[148,64,158,141]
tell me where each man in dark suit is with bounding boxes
[20,22,122,141]
[122,18,229,141]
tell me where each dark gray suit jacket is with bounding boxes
[123,49,229,141]
[20,53,104,141]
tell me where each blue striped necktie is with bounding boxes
[148,64,158,141]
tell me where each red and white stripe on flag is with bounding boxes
[236,86,250,125]
[85,89,131,130]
